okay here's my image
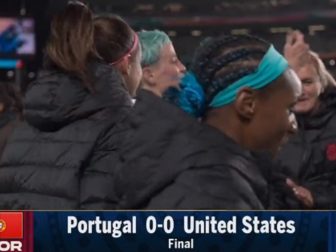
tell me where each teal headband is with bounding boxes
[209,45,289,108]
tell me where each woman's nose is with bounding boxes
[178,60,186,73]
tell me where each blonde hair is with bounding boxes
[304,51,336,92]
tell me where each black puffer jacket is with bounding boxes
[0,111,20,160]
[0,62,132,209]
[115,90,271,210]
[274,87,336,209]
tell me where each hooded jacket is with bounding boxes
[0,62,132,209]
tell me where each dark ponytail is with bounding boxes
[45,1,99,92]
[93,15,137,64]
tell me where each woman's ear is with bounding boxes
[114,56,131,76]
[234,87,257,120]
[142,67,156,87]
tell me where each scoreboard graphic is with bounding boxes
[0,212,33,252]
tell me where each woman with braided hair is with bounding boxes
[190,35,301,155]
[115,34,301,210]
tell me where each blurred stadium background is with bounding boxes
[1,0,336,88]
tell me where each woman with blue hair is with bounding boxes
[115,34,301,210]
[137,29,186,97]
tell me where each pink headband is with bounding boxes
[111,32,139,65]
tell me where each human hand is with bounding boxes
[283,30,310,71]
[286,178,314,208]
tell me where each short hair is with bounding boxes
[138,30,171,67]
[304,51,336,91]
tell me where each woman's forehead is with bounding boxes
[160,43,176,58]
[297,63,318,77]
